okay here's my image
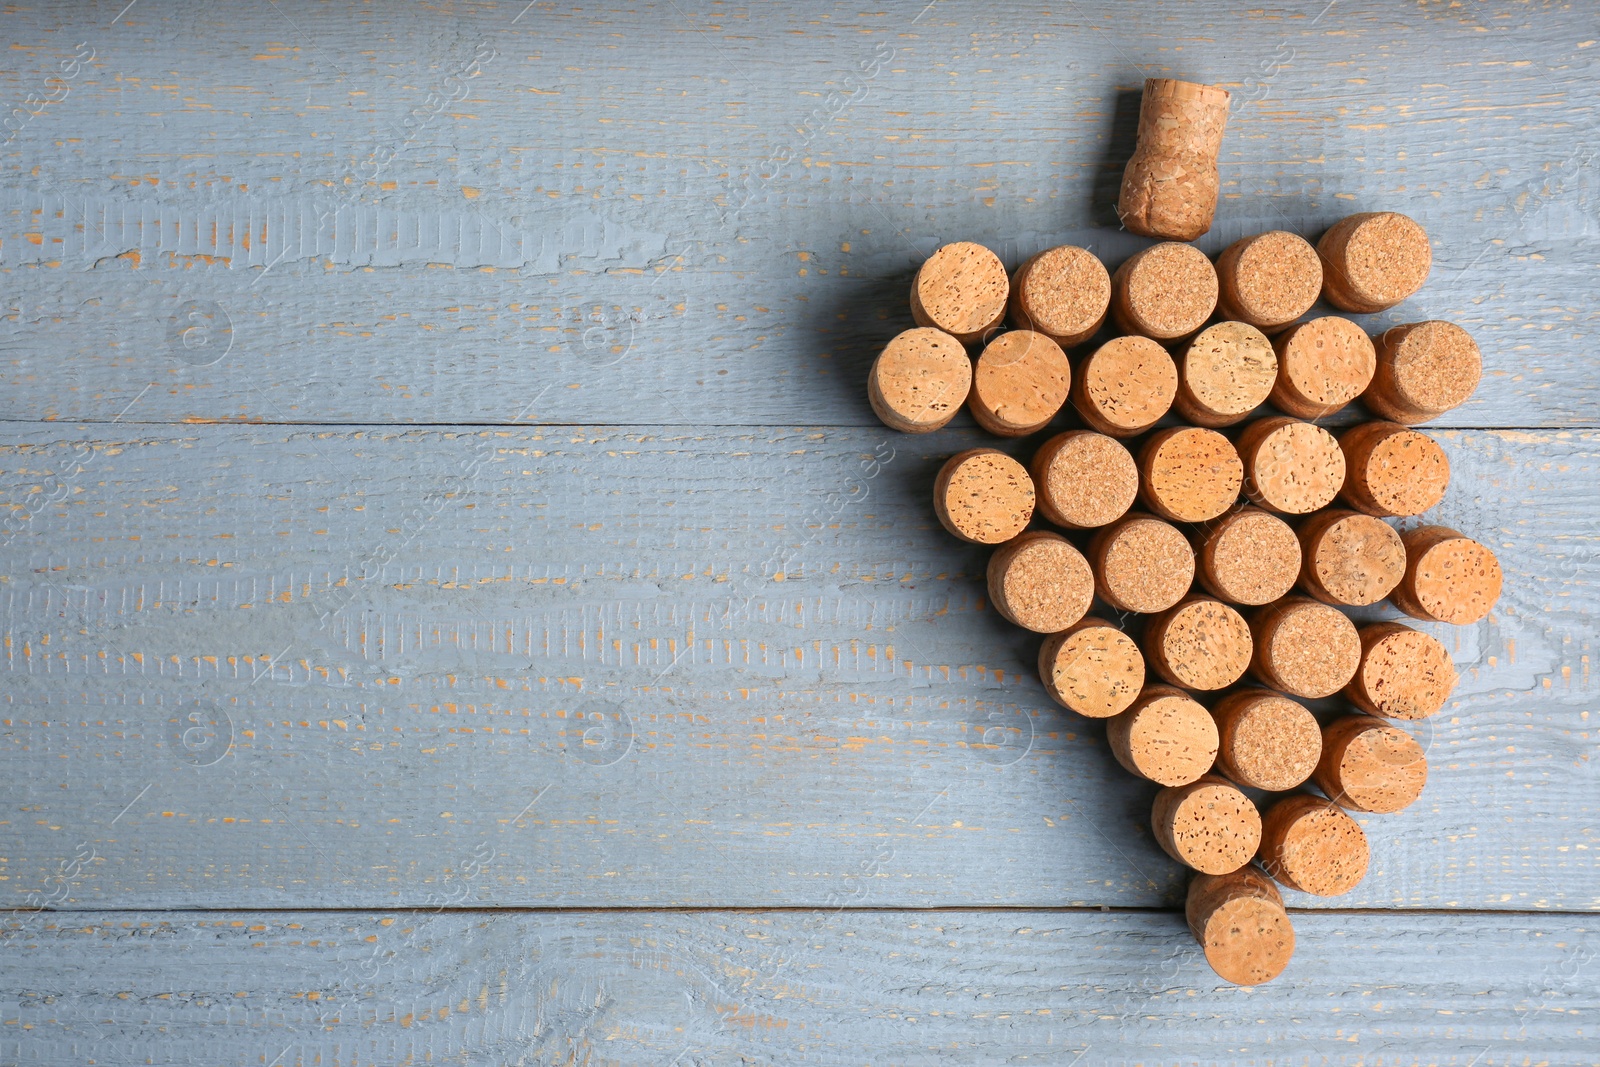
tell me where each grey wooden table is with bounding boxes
[1,2,1596,1064]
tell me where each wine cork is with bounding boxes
[1106,684,1219,787]
[1389,525,1503,625]
[987,531,1094,634]
[1117,79,1231,242]
[1211,689,1321,792]
[1249,596,1361,699]
[1296,509,1406,608]
[1038,617,1146,719]
[1317,211,1431,313]
[1365,321,1483,425]
[1258,794,1370,897]
[1314,715,1428,815]
[969,330,1072,437]
[1215,231,1322,335]
[933,449,1035,545]
[1173,321,1277,428]
[1137,427,1244,524]
[1111,242,1219,343]
[1089,513,1196,614]
[1237,416,1345,515]
[1152,775,1261,875]
[867,327,973,434]
[1345,621,1457,720]
[1269,316,1377,420]
[1009,245,1112,349]
[1144,597,1253,692]
[1194,507,1301,606]
[1186,866,1295,987]
[910,241,1009,344]
[1338,421,1450,518]
[1070,335,1178,437]
[1030,431,1140,530]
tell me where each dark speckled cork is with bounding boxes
[1215,231,1323,334]
[1107,684,1219,787]
[1112,242,1219,342]
[1144,597,1253,692]
[1009,245,1112,349]
[1314,715,1428,815]
[1258,793,1370,897]
[1237,416,1346,515]
[1318,212,1432,314]
[987,531,1094,634]
[1118,79,1231,242]
[1211,689,1322,792]
[910,241,1010,344]
[1031,430,1140,530]
[969,330,1072,437]
[1346,621,1458,720]
[1249,596,1361,699]
[1173,321,1278,428]
[1338,421,1450,518]
[1152,774,1262,875]
[1390,525,1504,625]
[1270,316,1377,420]
[1187,866,1296,986]
[1297,509,1407,607]
[1138,427,1244,524]
[933,449,1035,545]
[1038,617,1146,719]
[1089,513,1196,614]
[867,327,973,434]
[1365,321,1483,424]
[1195,507,1302,606]
[1071,335,1178,437]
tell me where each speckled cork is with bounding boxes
[1038,617,1146,719]
[933,449,1035,545]
[1216,231,1323,334]
[1269,316,1377,420]
[1249,596,1361,699]
[1107,684,1220,787]
[1031,431,1140,530]
[1173,321,1278,428]
[1089,513,1196,614]
[1186,866,1296,986]
[867,327,973,434]
[987,531,1094,634]
[1138,427,1244,524]
[1144,596,1253,691]
[1390,525,1503,625]
[1338,421,1450,518]
[1314,715,1428,815]
[1152,775,1262,875]
[1118,79,1231,242]
[1237,416,1346,515]
[1009,245,1112,348]
[1071,335,1178,437]
[1258,794,1370,897]
[969,330,1072,437]
[1366,321,1483,424]
[1317,212,1432,313]
[1212,689,1322,792]
[1112,242,1219,342]
[910,241,1010,345]
[1297,509,1407,607]
[1345,621,1458,720]
[1195,507,1302,606]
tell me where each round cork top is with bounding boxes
[1145,597,1253,691]
[1237,417,1346,515]
[1367,321,1483,424]
[933,449,1035,545]
[1319,212,1432,313]
[1298,509,1407,607]
[1391,525,1503,625]
[1315,715,1428,815]
[1250,596,1361,699]
[1258,794,1370,897]
[1174,321,1277,428]
[1010,246,1112,349]
[1138,426,1244,523]
[1338,421,1450,518]
[1187,866,1295,987]
[1107,685,1219,787]
[1031,431,1140,529]
[1212,689,1322,791]
[1038,617,1145,719]
[1196,507,1302,606]
[1346,621,1457,720]
[1072,335,1178,437]
[911,242,1009,344]
[867,327,973,434]
[1217,231,1323,333]
[1090,513,1196,614]
[969,330,1072,437]
[1152,775,1262,876]
[1270,316,1377,420]
[1113,242,1219,341]
[987,531,1094,634]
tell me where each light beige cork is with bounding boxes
[1258,794,1370,897]
[1031,430,1140,530]
[1117,79,1231,242]
[1089,513,1196,614]
[1173,321,1278,428]
[1296,509,1407,608]
[1338,421,1450,518]
[1365,321,1483,424]
[987,531,1094,634]
[969,330,1072,437]
[1111,242,1219,342]
[1237,416,1346,515]
[1152,774,1262,875]
[1317,212,1432,313]
[1249,596,1361,699]
[867,327,973,434]
[1215,231,1323,334]
[1345,621,1458,720]
[1038,617,1146,719]
[1269,316,1377,420]
[933,448,1035,545]
[1195,507,1302,606]
[1211,689,1321,792]
[1071,334,1178,437]
[1186,866,1296,986]
[1009,245,1112,348]
[1144,596,1253,691]
[1106,684,1219,787]
[1138,426,1244,523]
[1314,715,1428,815]
[910,241,1010,344]
[1390,525,1503,625]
